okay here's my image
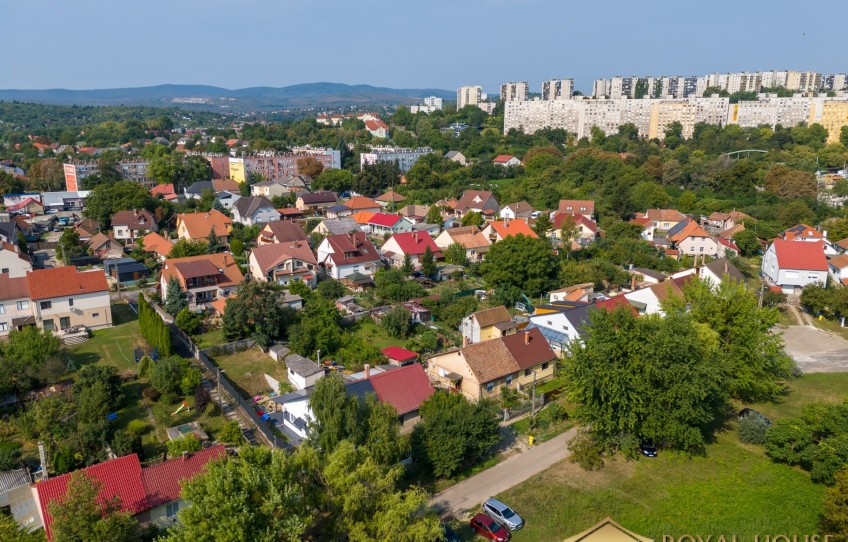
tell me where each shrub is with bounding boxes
[180,367,203,397]
[166,434,201,456]
[111,429,142,458]
[738,414,769,445]
[126,419,149,436]
[141,387,161,401]
[567,430,606,471]
[175,308,202,336]
[0,441,21,470]
[137,356,152,378]
[218,421,244,445]
[194,385,211,413]
[150,356,186,396]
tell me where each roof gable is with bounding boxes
[26,267,109,300]
[383,232,441,257]
[472,306,512,328]
[772,239,828,271]
[368,364,434,415]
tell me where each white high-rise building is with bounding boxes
[500,81,529,102]
[457,86,483,109]
[410,96,444,114]
[592,79,609,98]
[542,79,574,100]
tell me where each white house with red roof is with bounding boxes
[493,154,520,167]
[248,241,318,288]
[16,445,225,538]
[761,239,828,294]
[316,232,381,280]
[364,119,390,138]
[366,213,414,235]
[380,232,442,268]
[549,212,598,246]
[779,224,838,256]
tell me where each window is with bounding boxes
[59,317,70,330]
[0,323,7,332]
[485,382,494,393]
[506,375,513,385]
[69,298,74,307]
[43,319,54,332]
[1,268,7,274]
[699,247,704,252]
[40,301,51,310]
[92,312,99,318]
[542,362,550,371]
[0,304,5,315]
[166,501,180,518]
[524,369,531,377]
[16,301,28,310]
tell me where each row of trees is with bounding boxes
[138,296,172,357]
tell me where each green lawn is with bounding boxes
[349,319,404,351]
[195,327,227,349]
[68,303,144,373]
[490,372,848,541]
[206,347,283,399]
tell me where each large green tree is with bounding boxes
[481,234,558,300]
[48,471,141,542]
[222,281,295,347]
[83,181,154,226]
[0,327,64,396]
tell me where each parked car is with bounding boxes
[639,441,658,457]
[482,498,524,531]
[738,408,772,427]
[470,513,510,542]
[440,524,461,542]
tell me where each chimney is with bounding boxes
[524,330,530,345]
[462,335,468,348]
[631,275,636,290]
[724,259,728,274]
[182,451,189,462]
[364,364,371,379]
[413,232,418,243]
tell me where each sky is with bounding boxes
[2,0,846,95]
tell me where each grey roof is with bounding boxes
[285,354,323,378]
[327,204,349,213]
[270,343,290,357]
[666,218,692,237]
[299,191,337,204]
[271,387,313,405]
[0,469,30,494]
[345,379,376,400]
[703,258,745,283]
[0,222,18,244]
[321,217,360,235]
[41,191,90,207]
[234,196,275,218]
[632,268,667,281]
[185,180,214,194]
[411,222,439,231]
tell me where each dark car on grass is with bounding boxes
[739,408,772,426]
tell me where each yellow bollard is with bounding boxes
[528,435,535,446]
[819,315,823,321]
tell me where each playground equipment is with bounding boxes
[171,401,190,417]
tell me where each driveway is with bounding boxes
[780,324,848,372]
[429,427,577,517]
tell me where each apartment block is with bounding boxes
[592,79,608,98]
[809,98,848,143]
[728,96,812,129]
[63,159,151,191]
[500,81,529,102]
[824,74,848,92]
[225,150,339,183]
[359,146,436,173]
[457,85,483,109]
[410,96,444,114]
[542,79,574,100]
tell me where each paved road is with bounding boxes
[780,324,848,372]
[429,427,577,517]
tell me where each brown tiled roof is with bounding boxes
[836,238,848,251]
[645,209,686,223]
[87,232,114,249]
[0,275,29,300]
[558,200,595,215]
[719,224,745,239]
[177,210,232,240]
[142,232,174,258]
[503,328,557,370]
[455,190,495,212]
[251,241,316,272]
[324,232,381,266]
[829,254,848,270]
[259,221,308,243]
[111,209,157,231]
[461,339,517,384]
[472,306,512,328]
[162,253,244,289]
[26,267,109,300]
[299,191,337,204]
[648,280,684,303]
[173,260,220,280]
[505,201,533,214]
[212,179,240,192]
[74,218,100,237]
[376,190,406,203]
[444,226,490,249]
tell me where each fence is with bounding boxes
[28,241,58,251]
[170,326,285,449]
[201,339,256,357]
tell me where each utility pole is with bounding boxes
[531,370,538,416]
[217,367,223,408]
[758,283,766,308]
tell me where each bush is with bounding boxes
[175,308,202,336]
[194,385,211,413]
[111,429,142,458]
[150,356,186,396]
[141,387,161,401]
[180,367,203,397]
[126,419,149,436]
[137,356,152,378]
[218,421,244,445]
[567,430,606,471]
[166,434,201,456]
[381,305,413,338]
[0,441,21,470]
[738,414,769,445]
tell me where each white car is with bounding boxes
[482,498,524,531]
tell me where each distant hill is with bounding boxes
[0,83,455,112]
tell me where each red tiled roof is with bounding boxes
[0,275,29,300]
[367,363,434,416]
[26,267,109,300]
[36,454,148,540]
[150,183,176,197]
[772,239,828,271]
[594,296,638,315]
[324,232,381,267]
[487,220,538,239]
[493,154,516,163]
[141,445,225,508]
[383,232,441,257]
[369,213,403,227]
[558,200,595,215]
[381,346,418,362]
[552,212,598,233]
[780,224,823,241]
[6,197,42,212]
[142,232,174,258]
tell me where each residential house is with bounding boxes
[0,276,35,338]
[631,267,667,285]
[250,180,288,198]
[834,238,848,255]
[550,212,599,245]
[111,209,157,241]
[277,207,305,221]
[312,217,361,237]
[184,179,239,200]
[375,190,406,209]
[454,190,499,219]
[499,201,534,220]
[150,183,178,201]
[461,306,516,345]
[88,232,124,260]
[316,232,381,281]
[160,253,244,308]
[641,209,687,231]
[762,239,828,294]
[367,213,414,236]
[397,204,431,224]
[344,196,382,214]
[296,191,338,212]
[232,196,280,226]
[17,446,225,538]
[350,211,376,226]
[248,241,318,288]
[364,119,390,138]
[7,197,43,216]
[527,298,637,357]
[778,224,837,256]
[73,218,100,242]
[0,242,32,277]
[325,205,352,219]
[41,191,90,212]
[27,266,113,333]
[284,354,324,391]
[382,346,418,366]
[141,232,174,262]
[256,220,309,246]
[548,283,594,303]
[175,210,233,244]
[445,150,467,166]
[426,328,556,401]
[411,222,441,237]
[558,200,595,219]
[434,225,491,262]
[214,190,241,210]
[481,219,538,242]
[705,210,752,230]
[380,232,442,268]
[493,154,521,167]
[829,254,848,285]
[668,220,720,257]
[700,258,745,286]
[624,277,686,315]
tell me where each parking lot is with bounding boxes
[780,324,848,372]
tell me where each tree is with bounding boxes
[401,253,415,276]
[733,228,761,256]
[296,156,324,178]
[289,298,343,359]
[421,246,436,278]
[73,365,123,423]
[218,420,244,445]
[229,238,244,257]
[425,205,442,225]
[150,356,186,397]
[308,372,361,453]
[84,181,153,227]
[381,305,413,338]
[444,242,469,266]
[222,281,295,347]
[482,234,558,300]
[0,326,64,396]
[58,227,86,264]
[532,212,552,238]
[166,434,202,456]
[822,467,848,540]
[48,471,141,542]
[461,211,484,227]
[164,277,187,316]
[0,509,43,542]
[316,279,346,300]
[175,308,201,335]
[206,226,221,254]
[167,239,207,259]
[411,392,501,478]
[764,165,817,199]
[28,158,65,191]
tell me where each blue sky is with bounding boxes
[2,0,845,94]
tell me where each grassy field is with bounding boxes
[194,327,226,349]
[68,303,145,372]
[349,319,406,352]
[480,372,848,542]
[206,347,283,399]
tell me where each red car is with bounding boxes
[470,513,510,542]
